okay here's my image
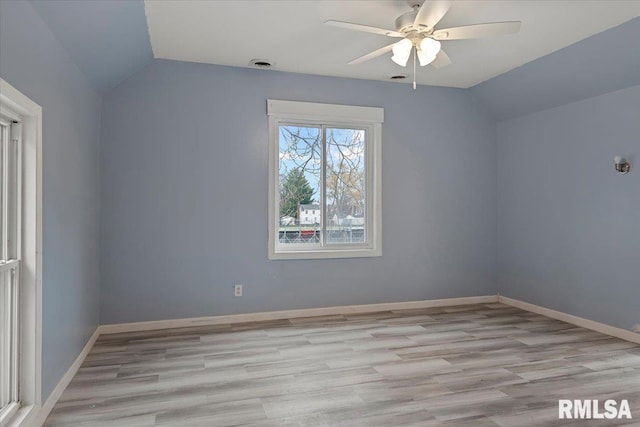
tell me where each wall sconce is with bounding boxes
[614,156,631,174]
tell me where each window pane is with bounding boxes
[325,128,366,244]
[278,125,322,245]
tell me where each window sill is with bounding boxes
[269,247,382,260]
[4,404,36,427]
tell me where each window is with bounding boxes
[0,114,21,424]
[1,78,42,427]
[268,100,382,259]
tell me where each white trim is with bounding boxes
[499,296,640,345]
[0,79,42,426]
[0,108,21,124]
[7,294,639,427]
[99,295,498,334]
[267,99,384,124]
[28,328,100,427]
[12,120,23,265]
[0,403,19,427]
[2,406,33,427]
[267,100,383,260]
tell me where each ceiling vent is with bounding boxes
[389,74,408,80]
[250,59,273,69]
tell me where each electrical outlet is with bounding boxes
[234,284,243,297]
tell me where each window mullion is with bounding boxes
[321,125,327,248]
[364,127,370,246]
[1,125,8,261]
[11,122,22,262]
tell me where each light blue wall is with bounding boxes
[0,0,102,400]
[100,59,497,324]
[472,17,640,121]
[497,85,640,331]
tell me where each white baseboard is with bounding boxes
[29,328,100,427]
[99,295,499,334]
[499,295,640,345]
[22,294,640,427]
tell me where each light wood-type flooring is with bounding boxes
[44,303,640,426]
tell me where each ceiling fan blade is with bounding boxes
[433,21,521,40]
[430,49,451,68]
[414,0,452,30]
[325,20,403,37]
[348,43,396,65]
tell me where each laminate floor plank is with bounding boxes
[44,303,640,426]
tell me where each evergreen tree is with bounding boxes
[280,168,314,219]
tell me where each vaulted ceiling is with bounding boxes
[30,0,152,92]
[145,0,640,88]
[29,0,639,101]
[472,16,640,120]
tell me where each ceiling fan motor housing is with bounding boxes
[395,11,419,32]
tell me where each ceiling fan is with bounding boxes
[326,0,521,89]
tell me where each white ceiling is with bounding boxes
[144,0,640,88]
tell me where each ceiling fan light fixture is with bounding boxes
[419,37,441,56]
[391,53,410,67]
[417,37,441,66]
[391,39,412,67]
[417,50,436,66]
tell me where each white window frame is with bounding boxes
[267,100,382,260]
[0,78,43,427]
[0,112,22,426]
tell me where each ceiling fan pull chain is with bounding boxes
[413,47,417,90]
